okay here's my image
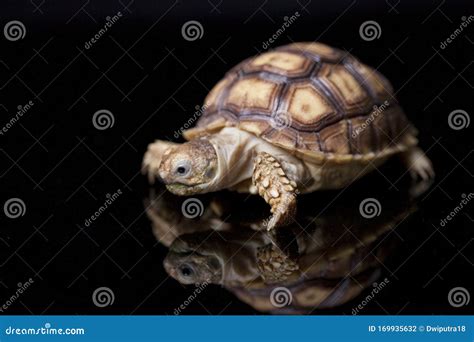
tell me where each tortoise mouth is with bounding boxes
[169,238,207,256]
[170,239,195,253]
[165,182,207,195]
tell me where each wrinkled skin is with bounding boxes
[145,139,218,196]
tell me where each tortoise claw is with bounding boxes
[266,193,297,231]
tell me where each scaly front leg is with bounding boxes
[252,152,298,231]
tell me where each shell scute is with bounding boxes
[319,121,351,154]
[284,83,337,128]
[280,42,346,63]
[225,77,281,114]
[244,51,313,77]
[320,65,372,114]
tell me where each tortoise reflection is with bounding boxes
[146,187,416,314]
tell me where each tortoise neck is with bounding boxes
[204,127,262,191]
[204,127,306,192]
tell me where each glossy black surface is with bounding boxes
[1,0,472,314]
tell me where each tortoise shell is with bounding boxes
[183,42,417,162]
[231,268,381,314]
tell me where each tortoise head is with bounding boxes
[158,139,218,195]
[164,236,222,285]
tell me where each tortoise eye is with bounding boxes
[179,264,194,277]
[175,161,190,176]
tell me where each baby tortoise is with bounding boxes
[143,42,434,230]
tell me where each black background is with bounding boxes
[0,0,473,315]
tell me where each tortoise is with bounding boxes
[143,42,434,230]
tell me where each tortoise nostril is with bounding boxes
[158,170,168,182]
[155,173,165,184]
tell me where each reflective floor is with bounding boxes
[143,168,471,314]
[1,0,472,315]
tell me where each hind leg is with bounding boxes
[399,147,435,181]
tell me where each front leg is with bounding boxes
[252,152,298,231]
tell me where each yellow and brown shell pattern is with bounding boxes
[184,42,417,160]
